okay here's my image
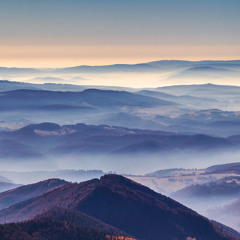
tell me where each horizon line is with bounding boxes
[1,59,240,69]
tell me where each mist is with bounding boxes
[1,148,240,175]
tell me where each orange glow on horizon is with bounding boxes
[0,45,239,68]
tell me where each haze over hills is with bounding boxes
[0,80,135,92]
[1,59,240,88]
[0,63,240,238]
[155,83,240,99]
[169,66,240,80]
[0,169,105,185]
[0,122,239,173]
[1,0,240,238]
[0,139,42,159]
[173,176,240,199]
[0,158,240,237]
[1,82,240,136]
[1,60,240,74]
[129,162,240,197]
[0,174,238,240]
[1,88,173,109]
[171,176,240,211]
[209,196,240,232]
[127,162,240,234]
[0,81,240,176]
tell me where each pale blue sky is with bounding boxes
[0,0,239,66]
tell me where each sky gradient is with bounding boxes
[1,0,240,67]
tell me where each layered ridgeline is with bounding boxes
[1,83,240,136]
[0,60,240,75]
[171,176,240,214]
[0,122,238,158]
[0,175,239,240]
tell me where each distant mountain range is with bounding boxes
[205,162,240,175]
[1,61,240,239]
[0,60,240,74]
[170,66,240,79]
[155,83,240,99]
[0,88,174,111]
[138,162,240,233]
[171,176,240,213]
[0,122,239,161]
[1,82,240,136]
[0,174,238,240]
[0,80,134,92]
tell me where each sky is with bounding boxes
[0,0,240,67]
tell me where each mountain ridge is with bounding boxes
[0,174,238,240]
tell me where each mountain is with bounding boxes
[170,66,240,79]
[1,82,240,136]
[0,139,42,159]
[0,174,238,240]
[171,176,240,212]
[0,88,175,111]
[0,209,131,240]
[228,135,240,143]
[49,132,236,157]
[18,122,61,132]
[148,60,240,69]
[172,176,240,200]
[55,63,160,73]
[0,67,40,75]
[0,179,68,210]
[0,80,40,92]
[0,176,13,184]
[159,109,240,137]
[176,134,234,150]
[205,162,240,174]
[156,83,240,99]
[34,208,124,234]
[0,80,136,92]
[113,140,164,154]
[101,112,165,130]
[49,60,240,74]
[145,168,185,178]
[0,182,21,193]
[1,60,240,76]
[175,109,240,123]
[138,89,218,110]
[0,122,238,161]
[138,89,215,102]
[207,198,240,232]
[0,122,175,159]
[0,80,85,92]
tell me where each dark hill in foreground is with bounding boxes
[0,215,131,240]
[0,175,238,240]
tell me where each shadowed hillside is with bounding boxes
[0,175,238,240]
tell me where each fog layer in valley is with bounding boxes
[1,60,240,235]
